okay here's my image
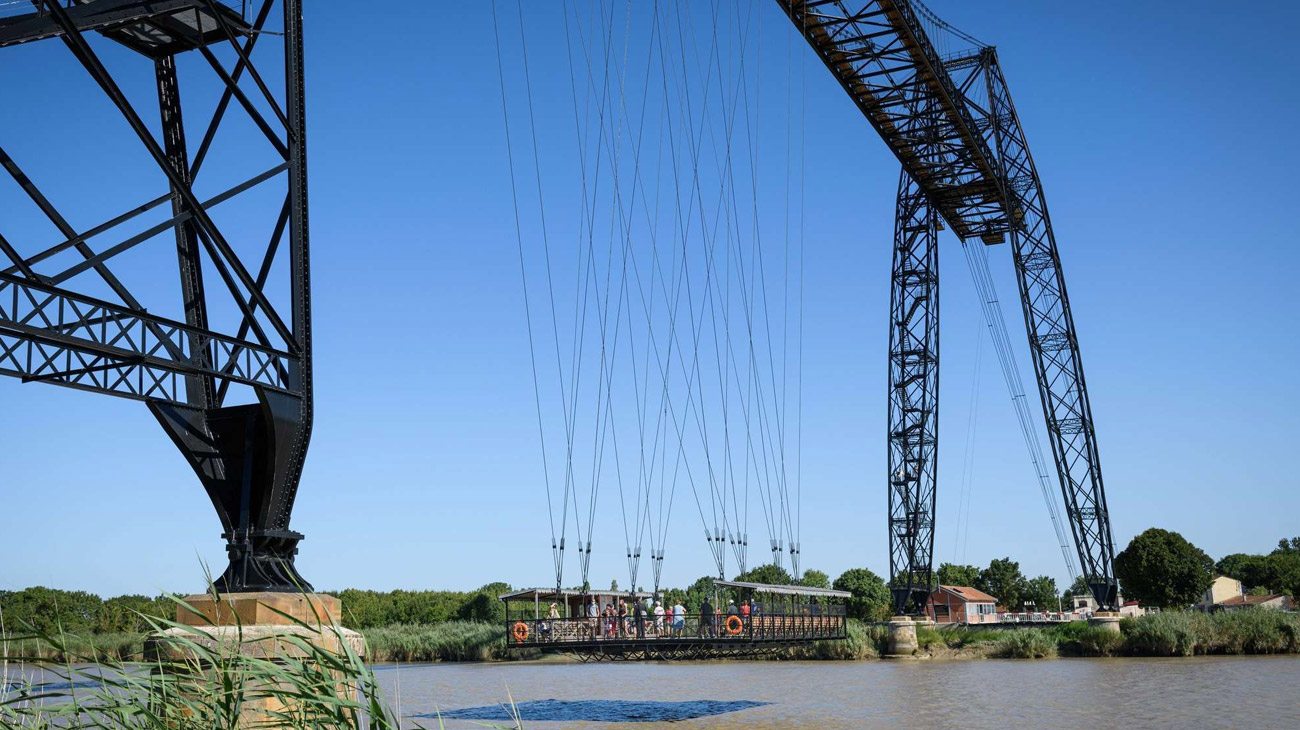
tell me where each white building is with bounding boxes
[1198,575,1244,612]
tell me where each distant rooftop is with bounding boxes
[935,585,998,603]
[1220,594,1287,607]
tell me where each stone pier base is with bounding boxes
[145,592,366,724]
[887,616,919,656]
[1088,610,1123,633]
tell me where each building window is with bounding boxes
[934,604,950,618]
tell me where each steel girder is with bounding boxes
[780,0,1119,610]
[775,0,1009,241]
[1,0,315,592]
[886,171,939,615]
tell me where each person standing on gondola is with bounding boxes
[633,597,646,638]
[699,597,714,637]
[618,598,629,637]
[587,597,599,639]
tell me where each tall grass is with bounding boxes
[0,633,145,663]
[0,591,522,730]
[1044,621,1125,657]
[991,628,1057,659]
[788,620,885,660]
[363,621,515,662]
[1122,610,1300,657]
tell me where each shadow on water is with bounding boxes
[419,699,771,723]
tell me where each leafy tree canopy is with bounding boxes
[1215,539,1300,597]
[936,563,980,588]
[798,569,831,590]
[683,576,717,611]
[734,563,793,586]
[976,558,1027,610]
[1062,575,1090,601]
[832,568,891,622]
[1114,527,1213,609]
[1022,575,1059,611]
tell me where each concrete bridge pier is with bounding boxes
[1088,611,1123,633]
[887,616,919,655]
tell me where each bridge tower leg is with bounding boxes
[149,0,315,594]
[981,52,1118,609]
[0,0,315,593]
[887,170,940,615]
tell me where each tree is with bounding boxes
[734,563,793,586]
[1114,528,1213,609]
[936,563,980,587]
[1062,575,1089,602]
[459,582,511,623]
[0,587,102,634]
[1215,553,1256,580]
[98,594,171,633]
[833,568,892,621]
[799,569,831,590]
[1216,543,1300,597]
[1022,576,1059,612]
[976,558,1027,610]
[683,576,716,612]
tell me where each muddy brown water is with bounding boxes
[375,656,1300,729]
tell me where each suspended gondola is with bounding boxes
[500,582,848,660]
[489,0,845,659]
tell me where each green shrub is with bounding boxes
[1122,611,1202,656]
[943,627,1002,648]
[1044,621,1122,656]
[1076,626,1124,656]
[992,628,1057,659]
[795,620,881,660]
[1205,610,1299,654]
[915,626,944,650]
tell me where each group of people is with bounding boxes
[539,595,764,641]
[695,597,761,637]
[578,596,688,639]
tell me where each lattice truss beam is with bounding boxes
[0,0,301,409]
[775,0,1010,241]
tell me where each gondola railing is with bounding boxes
[505,612,847,648]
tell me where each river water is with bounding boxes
[374,656,1300,729]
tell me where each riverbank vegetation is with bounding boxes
[0,598,462,730]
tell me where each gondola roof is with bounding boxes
[499,587,656,601]
[715,580,851,599]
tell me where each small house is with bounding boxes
[927,585,999,625]
[1198,575,1244,611]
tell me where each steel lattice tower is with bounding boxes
[0,0,314,592]
[778,0,1119,610]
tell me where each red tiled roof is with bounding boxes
[1220,594,1286,606]
[1123,600,1140,607]
[935,585,997,603]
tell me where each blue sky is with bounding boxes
[1,0,1297,599]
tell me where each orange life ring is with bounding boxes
[512,621,530,643]
[725,614,744,635]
